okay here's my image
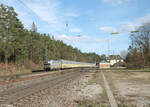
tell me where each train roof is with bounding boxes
[44,59,95,64]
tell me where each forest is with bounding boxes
[0,4,101,74]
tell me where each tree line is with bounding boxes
[0,4,101,71]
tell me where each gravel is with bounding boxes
[0,69,104,107]
[9,72,97,107]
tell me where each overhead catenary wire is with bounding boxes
[16,0,40,24]
[1,0,39,25]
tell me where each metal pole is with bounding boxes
[107,38,110,56]
[108,35,111,56]
[45,40,48,61]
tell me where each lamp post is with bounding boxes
[107,32,120,56]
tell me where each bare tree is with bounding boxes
[130,22,150,66]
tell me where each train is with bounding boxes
[44,60,96,71]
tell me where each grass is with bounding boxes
[92,74,97,78]
[75,99,90,107]
[118,104,136,107]
[8,74,21,81]
[75,99,110,107]
[15,74,20,79]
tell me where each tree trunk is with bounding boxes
[5,53,8,72]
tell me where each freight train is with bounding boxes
[44,60,96,71]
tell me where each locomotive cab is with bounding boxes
[44,60,51,71]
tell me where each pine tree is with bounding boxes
[0,4,25,71]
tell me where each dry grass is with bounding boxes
[0,61,43,77]
[111,71,150,84]
[104,70,150,106]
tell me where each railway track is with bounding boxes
[0,70,85,106]
[0,69,72,84]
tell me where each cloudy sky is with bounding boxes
[1,0,150,55]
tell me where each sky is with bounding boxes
[1,0,150,55]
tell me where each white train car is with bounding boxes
[44,60,96,71]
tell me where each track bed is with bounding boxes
[0,68,99,107]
